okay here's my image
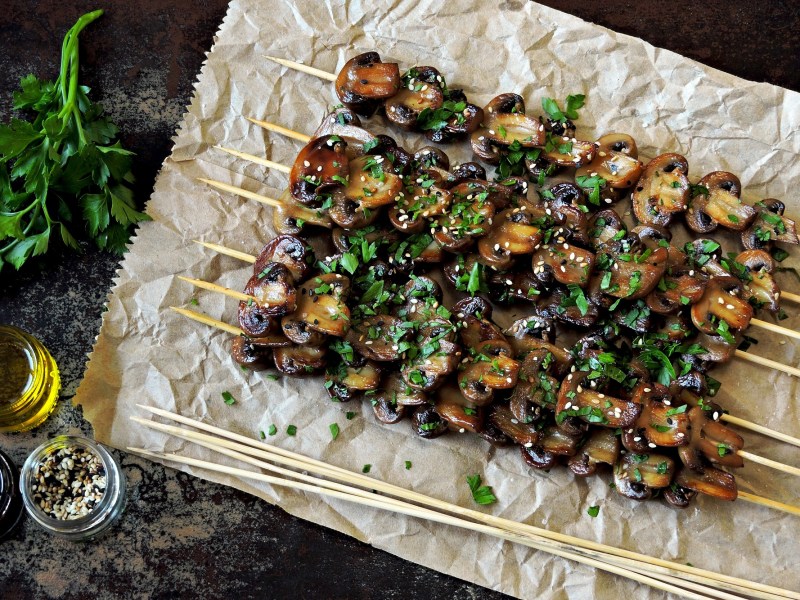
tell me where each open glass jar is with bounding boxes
[20,436,126,541]
[0,448,24,541]
[0,325,60,432]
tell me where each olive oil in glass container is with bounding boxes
[0,325,60,432]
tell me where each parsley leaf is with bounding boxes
[221,391,236,405]
[329,423,340,440]
[466,474,497,505]
[587,505,600,518]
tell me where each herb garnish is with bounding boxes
[466,474,497,505]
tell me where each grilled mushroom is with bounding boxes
[346,314,406,362]
[742,198,799,250]
[384,66,446,130]
[295,274,351,337]
[335,52,401,115]
[273,344,327,375]
[411,403,448,438]
[254,235,313,283]
[690,276,753,336]
[289,135,349,205]
[471,94,545,164]
[568,428,620,477]
[613,453,675,501]
[488,404,540,446]
[674,465,737,501]
[631,153,690,227]
[736,250,781,312]
[239,263,297,329]
[686,172,755,233]
[576,133,643,189]
[435,384,484,433]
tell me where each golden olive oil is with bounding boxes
[0,326,60,432]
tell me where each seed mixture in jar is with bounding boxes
[30,444,106,520]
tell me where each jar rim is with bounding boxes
[20,435,125,538]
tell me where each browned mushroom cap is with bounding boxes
[510,348,559,420]
[312,107,377,152]
[568,428,620,477]
[327,360,383,397]
[379,372,427,406]
[371,396,406,424]
[632,153,690,227]
[532,242,596,288]
[674,465,737,502]
[662,483,697,508]
[538,288,599,328]
[389,179,452,234]
[290,135,349,205]
[280,313,327,346]
[346,314,405,362]
[385,86,444,130]
[646,268,708,315]
[393,276,443,323]
[627,383,690,447]
[452,295,493,320]
[556,371,642,428]
[458,348,520,405]
[434,185,497,252]
[273,189,333,234]
[614,453,675,501]
[479,93,546,147]
[687,172,755,232]
[588,209,626,250]
[576,133,644,190]
[295,274,351,337]
[240,263,297,321]
[401,340,460,392]
[742,198,799,250]
[411,403,448,438]
[735,250,781,312]
[488,404,540,447]
[273,344,327,375]
[678,407,744,471]
[341,155,403,209]
[254,235,313,283]
[545,138,597,168]
[230,336,275,369]
[328,189,381,230]
[690,275,753,335]
[424,92,485,144]
[477,209,545,271]
[605,246,669,300]
[335,52,401,115]
[435,383,484,433]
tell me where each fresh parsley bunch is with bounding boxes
[0,9,148,273]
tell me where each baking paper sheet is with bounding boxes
[74,1,800,597]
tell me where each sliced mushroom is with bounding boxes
[532,242,595,287]
[458,348,520,405]
[588,209,626,250]
[646,267,707,314]
[626,383,690,448]
[401,340,460,392]
[411,403,448,439]
[605,246,669,300]
[230,336,274,368]
[477,207,545,271]
[576,133,643,189]
[295,274,351,337]
[662,483,698,508]
[435,384,484,434]
[311,107,374,149]
[289,135,349,205]
[690,276,754,335]
[614,453,675,502]
[280,314,328,346]
[342,154,404,209]
[674,465,737,502]
[556,371,642,429]
[238,264,297,335]
[254,235,314,283]
[488,404,540,447]
[736,250,780,312]
[346,314,405,362]
[328,189,380,229]
[678,407,744,471]
[384,85,444,130]
[371,395,406,424]
[335,52,401,115]
[545,138,596,168]
[687,172,755,232]
[631,153,690,227]
[273,344,327,375]
[380,373,427,407]
[568,428,620,477]
[742,198,799,250]
[538,288,599,329]
[510,349,560,420]
[273,191,334,234]
[481,94,546,147]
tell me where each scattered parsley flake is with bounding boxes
[467,474,497,505]
[221,391,236,405]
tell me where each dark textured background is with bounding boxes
[0,1,797,598]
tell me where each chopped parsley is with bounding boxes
[329,423,340,440]
[587,505,600,518]
[221,391,236,405]
[466,474,497,505]
[286,424,297,436]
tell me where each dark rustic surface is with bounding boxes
[0,1,797,598]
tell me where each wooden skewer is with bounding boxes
[264,55,337,82]
[751,317,800,341]
[738,450,800,477]
[177,276,254,302]
[213,145,291,174]
[131,420,758,600]
[133,405,799,600]
[192,240,256,264]
[198,177,282,208]
[246,116,311,143]
[130,445,721,600]
[720,414,800,448]
[185,241,800,449]
[781,290,800,305]
[169,306,244,336]
[734,350,800,379]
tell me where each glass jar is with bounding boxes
[20,436,126,541]
[0,448,24,541]
[0,325,60,432]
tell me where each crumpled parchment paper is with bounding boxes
[74,1,800,597]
